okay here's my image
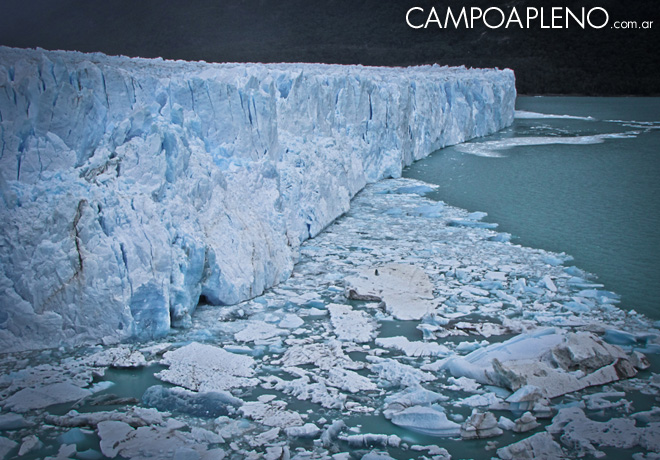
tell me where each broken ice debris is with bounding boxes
[345,264,436,320]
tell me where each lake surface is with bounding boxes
[404,96,660,319]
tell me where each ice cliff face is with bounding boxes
[0,46,515,351]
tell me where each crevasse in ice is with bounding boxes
[0,46,515,351]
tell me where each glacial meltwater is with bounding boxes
[405,96,660,319]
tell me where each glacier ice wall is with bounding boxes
[0,46,515,351]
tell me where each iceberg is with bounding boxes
[444,328,644,398]
[0,46,515,351]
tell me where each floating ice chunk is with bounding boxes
[514,110,595,120]
[328,304,377,343]
[603,329,658,348]
[234,321,287,342]
[18,435,41,456]
[4,382,92,412]
[485,271,507,282]
[250,427,280,447]
[156,342,257,392]
[455,340,488,353]
[46,444,77,460]
[240,400,303,428]
[460,410,503,439]
[141,385,241,417]
[97,420,222,459]
[326,368,377,393]
[262,373,346,409]
[505,385,549,413]
[456,134,633,158]
[0,436,16,459]
[278,314,304,329]
[541,275,557,292]
[279,341,360,370]
[375,336,450,357]
[445,376,482,393]
[57,427,86,445]
[458,392,501,407]
[497,432,565,460]
[0,413,33,430]
[632,407,660,424]
[45,407,168,429]
[345,264,436,320]
[410,445,451,459]
[340,434,401,448]
[383,386,448,419]
[448,219,498,229]
[488,232,511,242]
[498,416,516,431]
[393,185,436,195]
[468,211,488,220]
[390,406,461,437]
[360,452,397,460]
[513,412,540,433]
[76,448,103,460]
[321,420,346,448]
[582,391,630,411]
[545,254,572,266]
[367,356,435,387]
[285,423,320,438]
[300,307,327,317]
[85,346,147,368]
[411,203,444,218]
[445,329,641,398]
[577,289,620,303]
[547,406,660,455]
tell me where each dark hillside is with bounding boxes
[0,0,658,94]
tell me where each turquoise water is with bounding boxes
[404,97,660,319]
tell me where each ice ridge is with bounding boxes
[0,46,515,351]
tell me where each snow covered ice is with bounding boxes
[0,46,515,352]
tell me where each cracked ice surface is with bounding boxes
[0,178,659,459]
[0,46,515,352]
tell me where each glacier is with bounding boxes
[0,46,515,351]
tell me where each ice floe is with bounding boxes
[156,342,258,391]
[345,264,437,320]
[328,304,378,343]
